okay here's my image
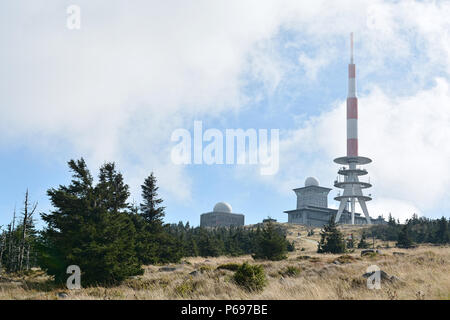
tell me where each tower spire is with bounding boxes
[333,33,373,225]
[350,32,354,64]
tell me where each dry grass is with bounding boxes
[0,225,449,300]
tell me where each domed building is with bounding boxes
[200,202,244,227]
[284,177,385,227]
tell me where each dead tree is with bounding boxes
[26,243,31,270]
[7,208,16,272]
[18,189,37,272]
[0,227,5,271]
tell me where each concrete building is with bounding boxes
[284,177,385,227]
[200,202,245,228]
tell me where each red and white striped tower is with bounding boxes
[347,33,358,158]
[334,33,372,225]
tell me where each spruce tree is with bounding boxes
[197,229,224,257]
[97,163,130,214]
[436,217,449,244]
[140,173,165,224]
[317,216,346,254]
[252,221,288,261]
[357,232,370,249]
[396,224,414,248]
[39,159,142,285]
[135,172,182,264]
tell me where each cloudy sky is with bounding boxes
[1,0,450,228]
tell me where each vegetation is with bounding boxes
[166,220,291,260]
[233,262,266,292]
[0,190,38,273]
[252,221,289,261]
[0,159,294,287]
[357,232,370,249]
[38,159,143,285]
[217,263,240,271]
[279,266,301,277]
[317,217,346,254]
[369,213,449,246]
[397,225,414,248]
[133,172,183,265]
[346,233,355,249]
[2,157,448,293]
[1,244,448,299]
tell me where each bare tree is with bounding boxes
[7,207,16,272]
[18,189,37,272]
[0,226,5,271]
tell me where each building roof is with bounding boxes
[213,202,232,213]
[305,176,319,187]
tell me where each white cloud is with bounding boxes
[298,52,332,81]
[1,0,450,216]
[370,197,421,223]
[266,78,450,220]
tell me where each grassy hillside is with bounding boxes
[0,224,449,300]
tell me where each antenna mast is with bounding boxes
[350,32,354,64]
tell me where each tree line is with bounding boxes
[368,213,449,247]
[317,213,450,254]
[165,220,294,259]
[1,159,293,286]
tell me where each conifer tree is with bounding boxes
[396,224,414,248]
[39,158,142,285]
[357,232,370,249]
[317,216,346,254]
[252,221,288,261]
[97,163,130,214]
[436,217,449,244]
[135,172,182,264]
[140,173,165,224]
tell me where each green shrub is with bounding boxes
[334,254,358,264]
[287,241,295,252]
[362,251,377,258]
[199,265,213,273]
[174,279,201,297]
[279,266,301,277]
[358,233,371,249]
[217,263,240,271]
[233,262,267,292]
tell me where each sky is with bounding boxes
[1,0,450,228]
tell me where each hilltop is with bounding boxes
[0,223,449,300]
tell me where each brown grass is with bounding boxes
[0,225,449,300]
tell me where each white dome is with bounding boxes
[305,176,319,187]
[213,202,232,213]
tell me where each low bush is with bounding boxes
[279,266,301,277]
[217,263,240,271]
[174,279,203,297]
[198,265,213,273]
[334,254,358,264]
[233,262,267,292]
